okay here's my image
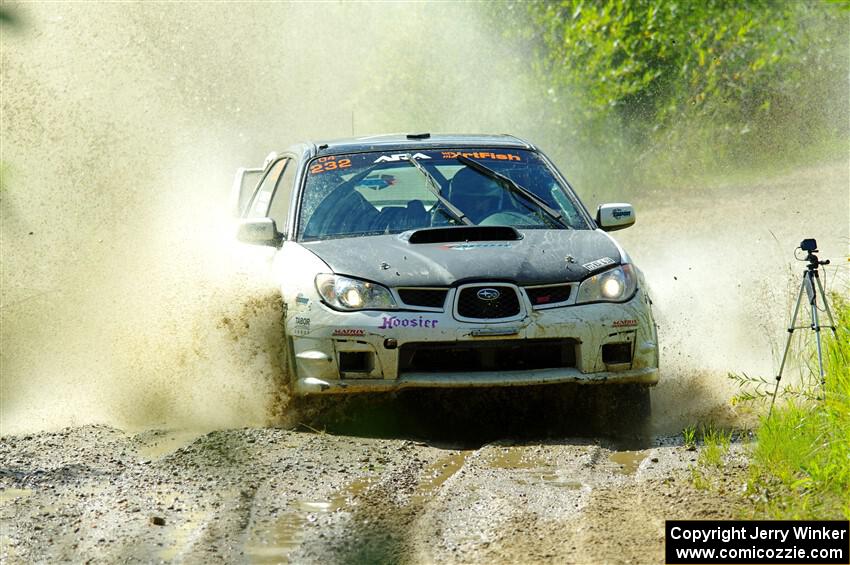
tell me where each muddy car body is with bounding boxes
[233,134,658,403]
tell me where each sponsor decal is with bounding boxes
[439,242,513,251]
[333,328,366,337]
[379,315,439,330]
[582,257,616,271]
[440,151,522,161]
[373,152,431,163]
[612,208,631,219]
[295,294,310,307]
[477,288,501,301]
[293,316,311,336]
[360,175,398,190]
[613,319,638,328]
[309,155,352,175]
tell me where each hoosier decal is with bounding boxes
[379,316,439,329]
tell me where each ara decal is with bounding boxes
[373,153,431,163]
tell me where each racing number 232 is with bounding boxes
[310,156,351,175]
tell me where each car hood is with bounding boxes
[300,229,623,287]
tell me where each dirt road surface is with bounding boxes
[1,388,751,564]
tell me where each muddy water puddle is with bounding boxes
[0,488,33,505]
[609,450,651,475]
[156,510,210,561]
[245,476,374,563]
[487,446,583,489]
[134,430,206,460]
[410,450,472,504]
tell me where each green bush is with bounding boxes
[494,0,849,192]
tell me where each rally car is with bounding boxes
[232,134,658,410]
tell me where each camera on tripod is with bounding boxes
[770,237,838,415]
[800,238,830,270]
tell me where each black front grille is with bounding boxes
[398,288,448,309]
[525,284,572,306]
[457,286,520,319]
[399,339,577,373]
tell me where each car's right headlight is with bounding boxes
[575,264,637,304]
[315,274,397,311]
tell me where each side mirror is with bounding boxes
[236,218,282,246]
[596,203,635,232]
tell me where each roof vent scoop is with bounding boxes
[406,132,431,139]
[404,226,522,244]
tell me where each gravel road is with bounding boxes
[0,390,749,564]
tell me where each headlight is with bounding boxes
[576,264,637,304]
[315,274,397,311]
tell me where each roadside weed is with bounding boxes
[699,425,732,468]
[744,294,850,519]
[682,425,697,451]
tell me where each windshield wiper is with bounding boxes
[456,155,569,228]
[407,154,472,226]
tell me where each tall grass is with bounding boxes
[745,296,850,519]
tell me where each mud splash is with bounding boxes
[2,4,847,438]
[0,2,543,436]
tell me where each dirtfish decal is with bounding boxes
[440,151,521,161]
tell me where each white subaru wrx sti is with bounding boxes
[232,134,659,413]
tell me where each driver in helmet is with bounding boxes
[444,166,505,224]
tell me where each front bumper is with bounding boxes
[287,288,659,395]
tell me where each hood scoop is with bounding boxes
[404,226,522,245]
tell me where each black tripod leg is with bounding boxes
[770,274,807,417]
[809,277,826,384]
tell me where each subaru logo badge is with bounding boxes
[477,288,501,301]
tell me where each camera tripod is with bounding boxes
[769,242,838,417]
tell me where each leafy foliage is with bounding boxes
[491,1,849,192]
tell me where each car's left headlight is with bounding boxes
[315,274,397,311]
[575,264,637,304]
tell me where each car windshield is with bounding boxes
[297,148,589,241]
